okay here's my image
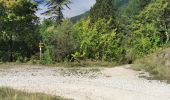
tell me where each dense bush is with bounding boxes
[40,19,80,63]
[73,18,123,62]
[117,0,170,62]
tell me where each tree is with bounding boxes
[42,0,71,24]
[163,0,170,43]
[123,0,170,61]
[89,0,116,24]
[73,17,122,61]
[0,2,5,32]
[40,19,79,62]
[0,0,39,62]
[123,0,151,16]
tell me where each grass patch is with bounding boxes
[133,48,170,82]
[0,87,68,100]
[54,60,117,68]
[0,63,21,69]
[0,60,117,69]
[0,60,117,68]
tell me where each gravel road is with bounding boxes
[0,65,170,100]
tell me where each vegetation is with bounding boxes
[89,0,116,24]
[0,0,170,80]
[40,19,79,63]
[0,87,67,100]
[0,0,39,62]
[133,47,170,82]
[70,11,89,23]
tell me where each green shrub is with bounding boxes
[40,19,79,62]
[40,49,53,65]
[74,18,122,62]
[29,53,40,64]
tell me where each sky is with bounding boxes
[36,0,96,19]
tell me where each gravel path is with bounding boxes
[0,65,170,100]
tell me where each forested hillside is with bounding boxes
[70,11,89,23]
[0,0,170,66]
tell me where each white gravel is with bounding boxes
[0,65,170,100]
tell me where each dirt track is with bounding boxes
[0,65,170,100]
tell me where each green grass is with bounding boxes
[53,60,117,68]
[132,48,170,82]
[0,60,117,69]
[0,63,20,69]
[0,87,69,100]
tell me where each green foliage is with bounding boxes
[127,0,169,55]
[40,19,79,62]
[131,0,170,81]
[90,0,116,24]
[0,0,39,62]
[1,0,170,67]
[74,18,122,62]
[125,22,160,59]
[41,49,53,65]
[116,0,152,34]
[69,0,170,64]
[70,11,89,23]
[115,0,170,63]
[115,0,129,8]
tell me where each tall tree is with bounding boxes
[42,0,71,24]
[163,0,170,43]
[0,1,5,32]
[89,0,116,24]
[0,0,39,61]
[127,0,151,15]
[40,19,79,62]
[123,0,170,60]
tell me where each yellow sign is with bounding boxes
[39,43,44,48]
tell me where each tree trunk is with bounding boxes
[57,7,63,24]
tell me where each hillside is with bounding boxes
[70,0,129,23]
[134,47,170,81]
[70,11,89,23]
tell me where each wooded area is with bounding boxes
[0,0,170,65]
